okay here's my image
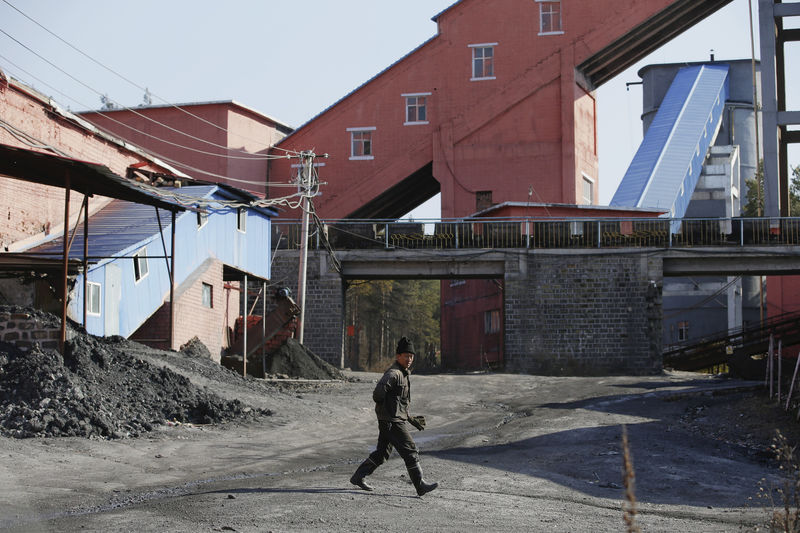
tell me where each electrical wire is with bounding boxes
[0,117,70,157]
[0,53,307,187]
[0,26,293,163]
[0,0,298,156]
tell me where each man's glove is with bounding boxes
[409,415,426,431]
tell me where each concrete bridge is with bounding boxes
[269,217,800,375]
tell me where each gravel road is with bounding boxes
[2,357,796,532]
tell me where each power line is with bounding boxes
[0,26,291,163]
[0,0,298,156]
[0,55,305,186]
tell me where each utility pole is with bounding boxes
[295,151,314,344]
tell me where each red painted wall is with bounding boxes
[441,279,503,370]
[767,277,800,318]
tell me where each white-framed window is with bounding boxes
[196,209,208,229]
[484,309,501,334]
[133,247,149,283]
[347,127,376,160]
[237,207,247,233]
[201,282,213,308]
[581,173,594,205]
[403,93,430,125]
[537,0,563,35]
[469,43,496,80]
[87,281,101,316]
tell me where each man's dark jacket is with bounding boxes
[373,361,410,422]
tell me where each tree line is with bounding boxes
[344,279,440,372]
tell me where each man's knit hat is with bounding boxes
[396,336,416,355]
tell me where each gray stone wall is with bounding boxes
[504,251,663,375]
[0,309,62,352]
[270,250,343,367]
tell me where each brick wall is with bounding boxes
[504,252,663,375]
[0,310,64,352]
[0,80,178,251]
[270,250,343,367]
[130,259,239,361]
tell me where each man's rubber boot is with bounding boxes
[408,462,438,496]
[350,459,377,491]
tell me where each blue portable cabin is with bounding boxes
[27,184,277,339]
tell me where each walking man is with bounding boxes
[350,336,438,496]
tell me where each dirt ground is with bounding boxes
[2,339,800,533]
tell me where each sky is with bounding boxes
[0,0,796,218]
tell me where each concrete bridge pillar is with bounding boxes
[270,251,344,367]
[503,251,663,375]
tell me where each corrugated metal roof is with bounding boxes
[610,64,729,219]
[27,185,218,263]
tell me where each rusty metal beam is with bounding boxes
[59,173,70,354]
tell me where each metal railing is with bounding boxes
[271,216,800,251]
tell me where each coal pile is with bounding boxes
[266,338,345,380]
[0,333,270,439]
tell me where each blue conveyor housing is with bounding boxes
[610,64,730,230]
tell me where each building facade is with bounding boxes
[80,101,292,197]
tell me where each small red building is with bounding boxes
[80,101,292,197]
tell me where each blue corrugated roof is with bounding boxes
[28,185,218,262]
[610,64,730,219]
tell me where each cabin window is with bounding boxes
[202,283,213,308]
[537,1,563,35]
[87,281,101,315]
[133,248,149,282]
[347,127,376,160]
[469,44,496,80]
[403,93,430,125]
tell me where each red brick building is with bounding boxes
[265,0,728,369]
[80,101,292,197]
[0,73,182,252]
[268,0,729,220]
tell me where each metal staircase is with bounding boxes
[663,311,800,376]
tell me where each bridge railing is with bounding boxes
[271,216,800,250]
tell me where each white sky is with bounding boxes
[0,0,796,218]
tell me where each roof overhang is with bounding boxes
[0,143,187,212]
[0,253,82,275]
